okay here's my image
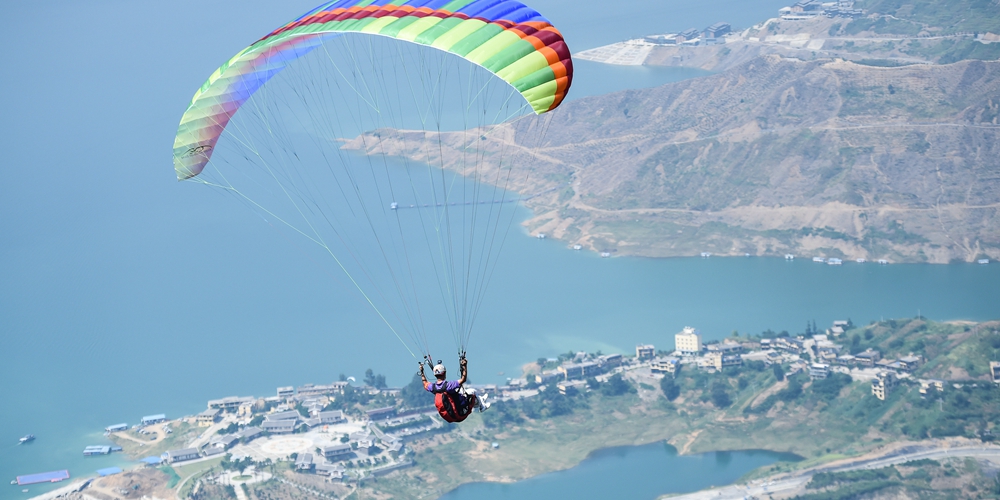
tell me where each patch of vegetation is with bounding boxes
[158,466,181,489]
[798,455,998,499]
[808,466,900,489]
[855,0,1000,35]
[855,59,916,67]
[844,16,922,36]
[799,480,901,499]
[660,376,681,401]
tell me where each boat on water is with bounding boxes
[19,435,34,444]
[812,256,825,263]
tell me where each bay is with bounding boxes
[441,444,801,500]
[1,0,997,498]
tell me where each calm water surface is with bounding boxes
[441,444,801,500]
[1,0,997,498]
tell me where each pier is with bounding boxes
[15,470,69,486]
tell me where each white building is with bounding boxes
[675,327,703,356]
[165,448,200,463]
[872,371,897,400]
[636,344,655,360]
[651,357,680,375]
[809,363,830,380]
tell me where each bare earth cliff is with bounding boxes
[345,55,1000,263]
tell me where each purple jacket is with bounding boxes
[425,379,461,394]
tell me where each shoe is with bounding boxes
[480,401,491,412]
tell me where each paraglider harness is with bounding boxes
[425,353,477,423]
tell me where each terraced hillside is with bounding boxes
[344,56,1000,262]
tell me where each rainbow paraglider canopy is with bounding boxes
[172,0,573,181]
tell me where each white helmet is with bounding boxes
[433,363,447,376]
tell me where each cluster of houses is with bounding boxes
[631,322,953,402]
[291,425,405,479]
[150,382,421,481]
[114,323,1000,478]
[531,352,625,394]
[779,0,865,20]
[644,22,732,47]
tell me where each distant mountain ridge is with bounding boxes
[345,55,1000,263]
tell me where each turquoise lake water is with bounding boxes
[441,444,801,500]
[2,0,997,498]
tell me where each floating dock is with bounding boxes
[83,445,111,456]
[15,470,70,486]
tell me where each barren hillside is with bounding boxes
[345,56,1000,263]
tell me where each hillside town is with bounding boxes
[90,320,1000,489]
[20,316,997,500]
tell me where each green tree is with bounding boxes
[811,373,851,399]
[711,383,732,408]
[400,373,431,408]
[660,377,680,401]
[772,363,785,381]
[217,423,238,435]
[601,373,635,396]
[295,403,309,418]
[778,376,803,401]
[363,369,387,389]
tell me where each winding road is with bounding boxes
[664,441,1000,499]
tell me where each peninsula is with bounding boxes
[343,0,1000,263]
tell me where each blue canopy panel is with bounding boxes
[97,467,123,477]
[16,470,70,485]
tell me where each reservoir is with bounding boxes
[441,444,801,500]
[1,0,997,497]
[2,150,998,497]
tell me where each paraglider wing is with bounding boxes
[172,0,573,181]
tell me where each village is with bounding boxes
[83,320,999,490]
[20,315,1000,500]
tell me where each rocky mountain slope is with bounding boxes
[345,56,1000,262]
